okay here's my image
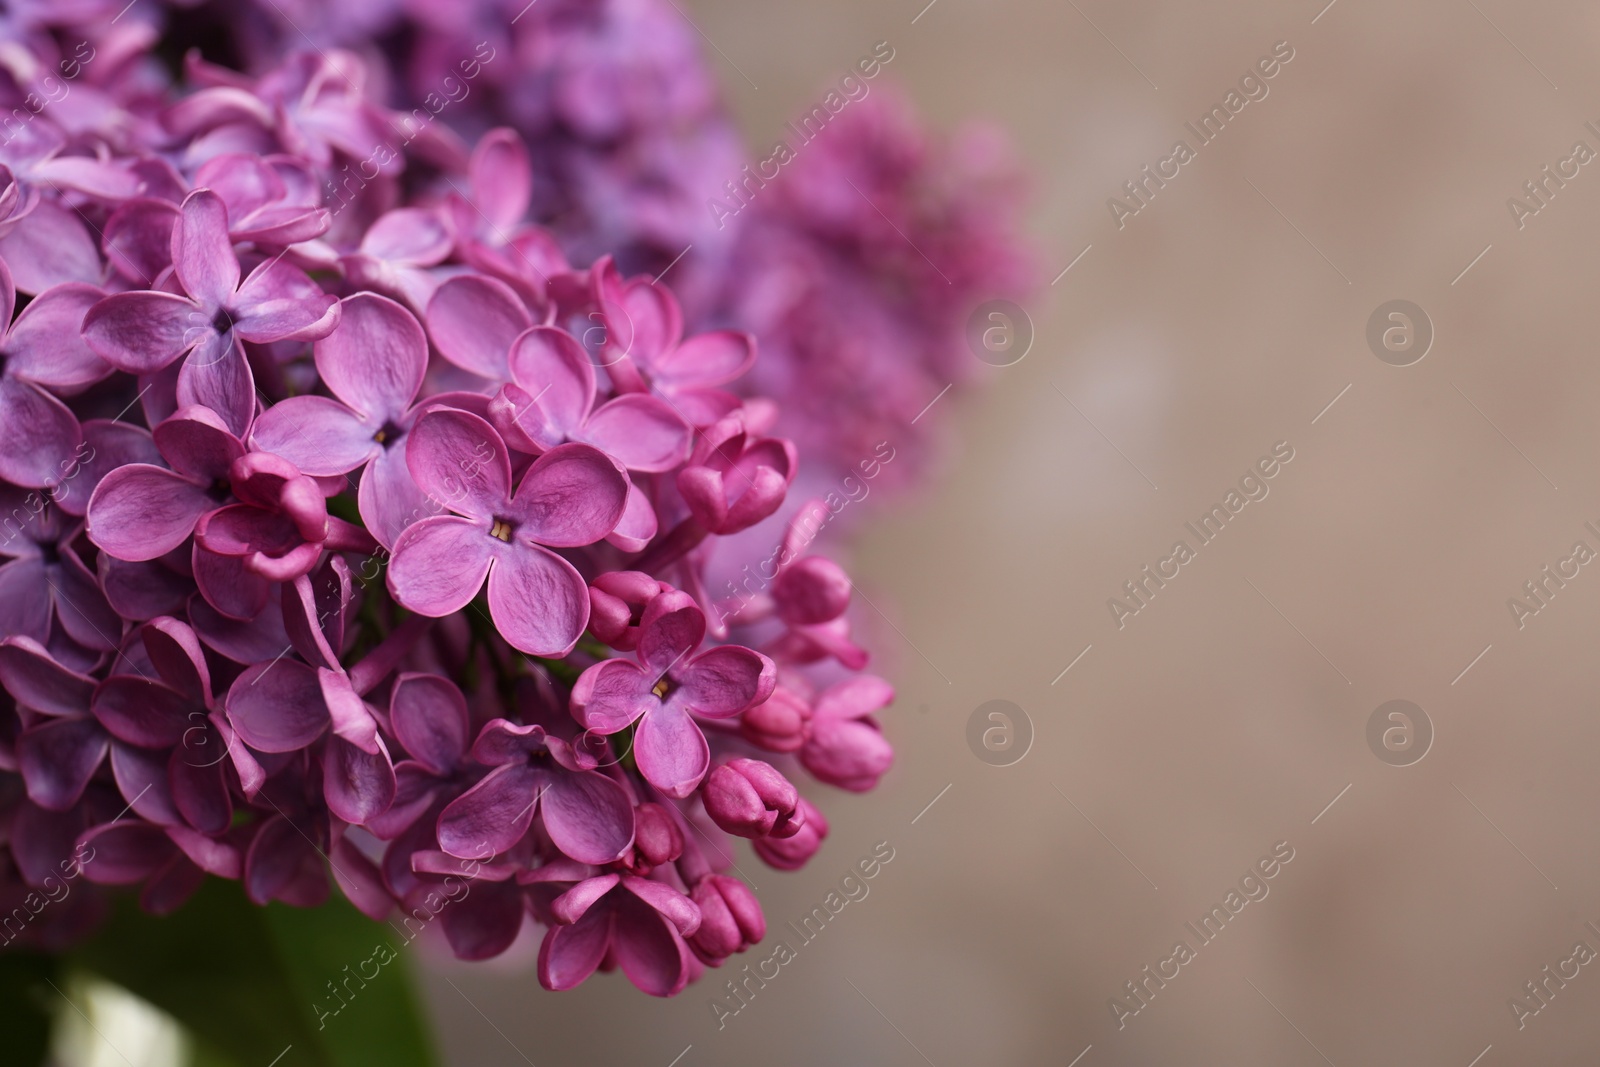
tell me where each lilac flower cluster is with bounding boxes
[0,23,895,997]
[153,0,1035,499]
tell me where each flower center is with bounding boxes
[489,517,515,542]
[651,677,674,699]
[211,307,234,335]
[372,419,404,447]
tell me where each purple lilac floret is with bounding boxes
[0,21,905,998]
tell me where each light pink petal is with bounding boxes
[231,256,340,342]
[387,515,492,617]
[86,464,210,561]
[225,658,328,752]
[634,700,710,799]
[604,481,657,553]
[581,394,691,473]
[0,199,101,293]
[506,326,594,434]
[507,443,627,547]
[314,292,426,420]
[470,128,532,231]
[426,273,531,379]
[652,330,755,389]
[250,396,377,476]
[815,675,896,721]
[82,290,199,374]
[674,646,775,718]
[6,283,111,388]
[437,762,541,858]
[361,207,452,266]
[0,378,81,488]
[486,543,588,657]
[541,769,634,865]
[405,408,511,520]
[172,190,239,308]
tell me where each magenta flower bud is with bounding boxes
[632,801,683,870]
[703,758,801,839]
[739,688,811,753]
[772,556,852,626]
[753,797,829,871]
[799,676,895,792]
[688,874,765,964]
[588,571,668,650]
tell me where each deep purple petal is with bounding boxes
[390,673,468,775]
[192,546,270,620]
[19,717,107,810]
[91,676,192,747]
[0,636,94,716]
[537,901,611,991]
[225,659,328,752]
[6,283,110,388]
[324,734,396,824]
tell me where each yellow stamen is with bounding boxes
[490,519,514,542]
[652,678,670,699]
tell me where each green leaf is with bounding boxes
[65,880,438,1067]
[0,949,60,1066]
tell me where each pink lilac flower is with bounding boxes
[386,408,627,656]
[83,189,340,436]
[571,589,774,798]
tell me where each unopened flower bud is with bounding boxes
[752,797,828,871]
[688,874,765,964]
[702,758,801,839]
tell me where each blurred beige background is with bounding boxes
[420,0,1600,1062]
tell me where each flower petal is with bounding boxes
[0,378,82,489]
[634,699,710,799]
[231,256,340,342]
[314,292,426,421]
[18,716,107,810]
[0,199,101,293]
[674,645,775,718]
[6,283,111,389]
[506,326,594,435]
[0,636,94,716]
[176,339,256,440]
[570,659,654,734]
[581,394,691,473]
[426,273,530,379]
[225,658,328,753]
[537,901,612,991]
[81,290,199,374]
[390,673,469,775]
[540,769,634,865]
[172,189,240,308]
[405,408,511,520]
[611,890,693,996]
[387,515,492,617]
[91,676,192,747]
[507,443,628,547]
[486,543,588,657]
[437,762,541,858]
[323,734,395,824]
[250,395,377,476]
